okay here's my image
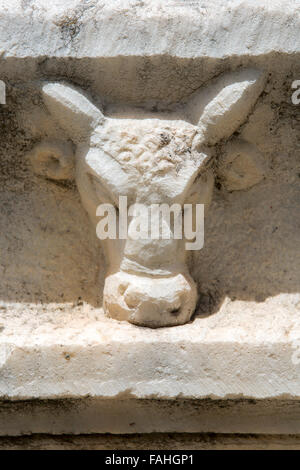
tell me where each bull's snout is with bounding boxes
[103,271,197,328]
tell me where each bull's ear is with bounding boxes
[184,68,266,145]
[29,140,75,180]
[42,82,105,142]
[217,139,265,191]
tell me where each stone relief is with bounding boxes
[29,68,266,327]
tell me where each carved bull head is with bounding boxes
[30,68,266,327]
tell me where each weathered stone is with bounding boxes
[27,69,265,327]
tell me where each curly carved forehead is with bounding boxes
[91,118,203,177]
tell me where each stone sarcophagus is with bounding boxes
[29,68,266,327]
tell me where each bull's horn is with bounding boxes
[42,82,105,142]
[185,68,267,145]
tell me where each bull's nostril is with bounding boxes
[118,283,128,296]
[124,291,141,309]
[170,307,181,316]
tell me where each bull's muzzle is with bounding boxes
[103,271,197,328]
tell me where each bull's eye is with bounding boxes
[185,169,214,210]
[88,173,118,211]
[185,174,202,206]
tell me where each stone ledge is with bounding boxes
[1,301,300,402]
[0,0,299,59]
[2,398,300,435]
[3,432,300,450]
